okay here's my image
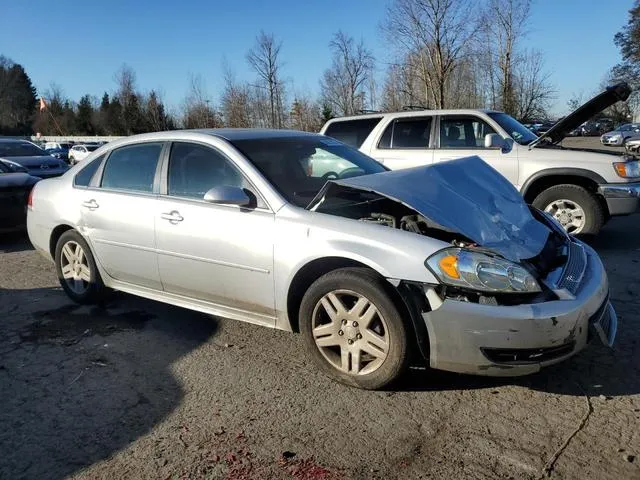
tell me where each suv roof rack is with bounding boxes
[402,105,429,111]
[357,109,381,114]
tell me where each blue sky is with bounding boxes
[2,0,634,116]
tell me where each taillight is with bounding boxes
[27,187,34,209]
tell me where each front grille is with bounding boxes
[557,241,587,294]
[481,342,575,364]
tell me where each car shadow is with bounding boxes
[0,230,34,253]
[0,287,218,479]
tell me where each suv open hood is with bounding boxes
[308,156,551,262]
[529,82,631,148]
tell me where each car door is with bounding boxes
[80,142,165,289]
[434,114,518,185]
[367,116,435,169]
[154,141,276,323]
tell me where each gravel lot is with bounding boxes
[1,138,638,479]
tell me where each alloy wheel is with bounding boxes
[544,199,586,234]
[311,289,389,376]
[60,240,91,294]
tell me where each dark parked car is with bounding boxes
[0,159,40,232]
[0,139,69,178]
[45,147,70,162]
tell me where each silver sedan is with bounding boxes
[27,129,616,389]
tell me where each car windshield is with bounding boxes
[0,142,48,157]
[86,146,99,152]
[0,161,9,173]
[229,136,387,207]
[488,112,539,146]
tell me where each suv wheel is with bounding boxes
[55,230,108,304]
[299,268,410,390]
[532,184,605,235]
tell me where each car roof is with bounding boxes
[324,109,502,124]
[194,128,322,141]
[0,138,34,144]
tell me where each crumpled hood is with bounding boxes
[309,156,551,262]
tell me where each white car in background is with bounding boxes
[321,83,640,235]
[600,123,640,146]
[69,144,99,165]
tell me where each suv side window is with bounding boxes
[378,117,432,149]
[101,143,163,193]
[167,142,265,207]
[74,154,104,187]
[439,116,496,149]
[324,118,383,148]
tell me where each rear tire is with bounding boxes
[299,267,410,390]
[532,184,605,235]
[55,230,108,304]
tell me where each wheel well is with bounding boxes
[523,175,608,213]
[49,224,74,259]
[286,257,374,333]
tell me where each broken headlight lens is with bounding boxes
[425,248,541,293]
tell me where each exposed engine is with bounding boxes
[359,213,436,236]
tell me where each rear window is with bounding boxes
[323,117,382,148]
[74,155,104,187]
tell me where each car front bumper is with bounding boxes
[598,181,640,215]
[421,243,615,376]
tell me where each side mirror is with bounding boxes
[203,185,251,206]
[484,133,507,150]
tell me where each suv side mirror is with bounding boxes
[484,133,507,150]
[203,185,251,206]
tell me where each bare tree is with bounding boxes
[290,92,322,131]
[383,0,479,109]
[181,74,219,128]
[246,31,285,128]
[321,31,374,116]
[513,50,555,121]
[482,0,531,115]
[221,60,252,128]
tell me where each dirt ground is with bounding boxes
[1,138,638,479]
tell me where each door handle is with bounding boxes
[82,199,99,210]
[161,210,184,224]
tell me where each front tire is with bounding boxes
[532,184,605,235]
[299,268,410,390]
[55,230,108,304]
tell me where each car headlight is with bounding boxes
[613,160,640,178]
[425,248,541,293]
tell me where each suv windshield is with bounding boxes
[488,113,538,146]
[229,136,386,207]
[0,141,48,157]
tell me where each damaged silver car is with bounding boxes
[27,129,616,389]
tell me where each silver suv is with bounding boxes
[321,83,640,235]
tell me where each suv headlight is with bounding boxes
[426,248,541,293]
[613,160,640,178]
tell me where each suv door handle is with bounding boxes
[161,210,184,224]
[82,199,99,210]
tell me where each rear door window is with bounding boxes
[323,117,383,148]
[378,118,433,149]
[100,143,163,193]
